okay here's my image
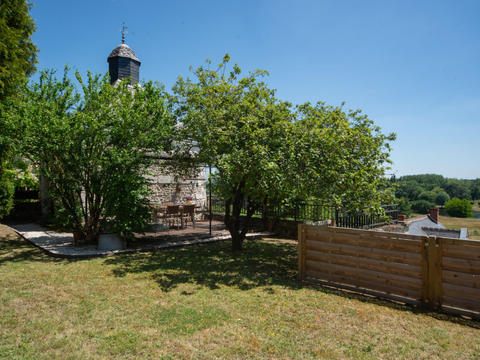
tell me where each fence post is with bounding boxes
[298,224,306,282]
[421,236,429,307]
[427,236,443,310]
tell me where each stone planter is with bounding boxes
[73,231,98,246]
[98,233,125,251]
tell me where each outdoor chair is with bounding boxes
[181,204,196,228]
[164,205,181,228]
[150,203,163,223]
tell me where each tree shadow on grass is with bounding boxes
[104,238,480,329]
[104,239,300,292]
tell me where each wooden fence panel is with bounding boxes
[300,225,425,302]
[298,224,480,317]
[440,238,480,313]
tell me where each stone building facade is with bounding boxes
[145,162,207,208]
[108,41,207,211]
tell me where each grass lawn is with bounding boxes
[1,224,479,359]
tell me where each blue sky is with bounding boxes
[30,0,479,179]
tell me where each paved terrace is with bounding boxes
[11,220,271,258]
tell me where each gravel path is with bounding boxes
[11,223,270,258]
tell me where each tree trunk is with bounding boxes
[231,231,243,251]
[229,192,243,252]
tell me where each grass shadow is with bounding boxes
[0,225,80,265]
[104,239,300,292]
[105,237,480,328]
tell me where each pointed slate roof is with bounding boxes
[108,43,140,63]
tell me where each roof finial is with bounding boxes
[121,22,128,44]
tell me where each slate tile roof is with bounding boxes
[406,215,467,239]
[108,43,140,62]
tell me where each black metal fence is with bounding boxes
[335,204,398,229]
[210,197,398,229]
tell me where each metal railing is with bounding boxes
[210,197,397,228]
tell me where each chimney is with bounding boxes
[429,208,439,223]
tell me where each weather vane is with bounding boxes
[121,22,128,44]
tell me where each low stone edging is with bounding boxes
[10,223,271,259]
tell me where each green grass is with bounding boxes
[1,224,479,359]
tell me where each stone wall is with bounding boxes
[146,163,207,210]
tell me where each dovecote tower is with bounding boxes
[107,25,140,84]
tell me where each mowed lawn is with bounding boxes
[0,225,479,359]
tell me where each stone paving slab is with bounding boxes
[11,223,272,259]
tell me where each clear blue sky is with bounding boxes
[30,0,480,179]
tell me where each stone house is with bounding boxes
[107,40,207,210]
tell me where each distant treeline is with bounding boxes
[392,174,480,215]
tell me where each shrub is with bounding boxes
[444,198,473,218]
[411,200,434,214]
[0,173,14,219]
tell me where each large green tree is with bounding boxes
[0,0,38,218]
[0,0,37,99]
[285,102,396,212]
[171,55,395,251]
[9,68,173,242]
[171,55,293,251]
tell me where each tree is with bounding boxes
[171,55,293,251]
[0,0,38,218]
[445,180,471,200]
[434,191,450,206]
[471,186,480,201]
[9,68,173,242]
[171,55,395,251]
[418,190,436,203]
[282,102,395,212]
[395,180,422,201]
[444,198,473,218]
[411,200,434,214]
[0,0,37,99]
[399,174,446,190]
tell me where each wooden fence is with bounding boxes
[298,224,480,318]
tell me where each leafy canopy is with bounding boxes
[444,198,473,218]
[171,55,396,250]
[0,0,38,218]
[9,67,173,240]
[171,55,293,249]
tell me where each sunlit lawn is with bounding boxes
[0,224,479,359]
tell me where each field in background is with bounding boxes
[473,201,480,211]
[407,211,480,240]
[438,215,480,240]
[1,224,479,359]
